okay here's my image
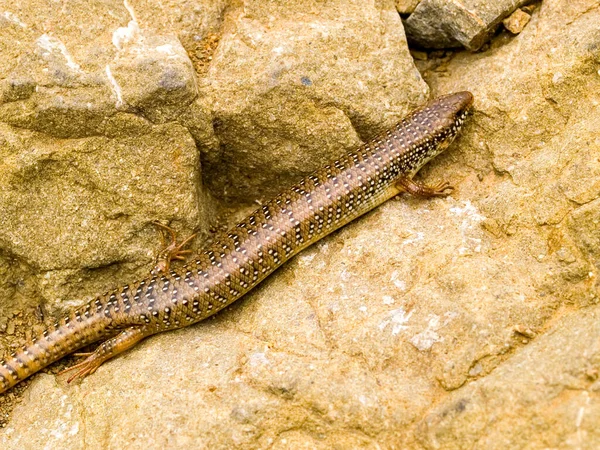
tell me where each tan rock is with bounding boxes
[416,305,600,448]
[206,0,428,200]
[0,122,206,306]
[0,2,215,317]
[1,0,600,448]
[502,8,532,34]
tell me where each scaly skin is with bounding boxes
[0,91,473,394]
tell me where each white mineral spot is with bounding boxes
[409,314,445,351]
[410,328,441,351]
[249,31,263,44]
[402,231,424,246]
[449,200,485,223]
[36,34,82,72]
[382,295,395,305]
[468,363,483,376]
[390,270,406,291]
[156,44,175,55]
[2,11,26,27]
[394,279,406,290]
[112,0,140,49]
[450,201,485,254]
[298,252,316,265]
[105,65,124,108]
[552,72,563,84]
[249,352,270,367]
[379,307,413,335]
[391,307,412,335]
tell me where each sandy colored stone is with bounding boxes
[0,0,219,138]
[0,121,206,304]
[206,0,428,200]
[1,194,492,449]
[1,0,600,448]
[415,0,600,443]
[0,2,216,312]
[502,8,532,34]
[416,305,600,448]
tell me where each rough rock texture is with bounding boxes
[206,0,428,200]
[1,0,600,448]
[0,123,203,302]
[403,0,533,50]
[416,306,600,448]
[0,0,222,314]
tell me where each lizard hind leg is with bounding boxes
[59,326,148,383]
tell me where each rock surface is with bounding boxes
[206,0,427,200]
[0,0,220,314]
[403,0,532,50]
[416,305,600,448]
[1,0,600,448]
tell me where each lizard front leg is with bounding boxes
[151,221,197,275]
[395,177,454,198]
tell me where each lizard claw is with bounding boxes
[59,353,104,383]
[430,181,454,196]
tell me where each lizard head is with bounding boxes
[398,91,474,177]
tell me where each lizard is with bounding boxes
[0,91,473,393]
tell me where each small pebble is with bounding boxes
[503,9,531,34]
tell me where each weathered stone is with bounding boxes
[0,0,219,317]
[206,0,428,200]
[403,0,532,50]
[0,122,205,305]
[110,34,198,123]
[415,305,600,448]
[0,3,211,136]
[1,194,495,449]
[2,0,600,448]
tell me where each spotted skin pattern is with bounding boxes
[0,92,473,393]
